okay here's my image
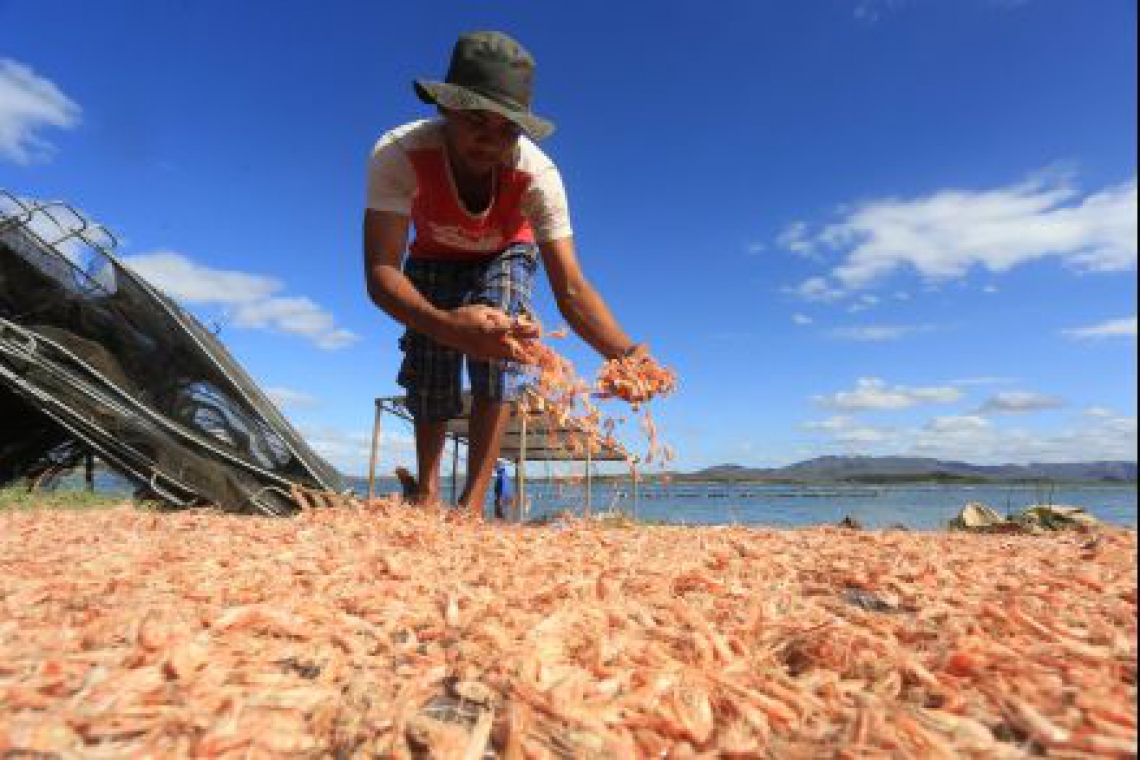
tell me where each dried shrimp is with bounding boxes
[1,502,1134,757]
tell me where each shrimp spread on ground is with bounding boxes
[1,501,1135,758]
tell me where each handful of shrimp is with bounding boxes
[505,319,675,408]
[595,351,677,409]
[501,316,675,465]
[503,316,571,377]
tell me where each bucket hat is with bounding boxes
[414,31,554,141]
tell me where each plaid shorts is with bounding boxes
[398,243,539,421]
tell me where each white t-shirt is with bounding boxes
[366,119,573,259]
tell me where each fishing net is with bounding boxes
[0,192,345,514]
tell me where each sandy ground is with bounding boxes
[0,499,1135,758]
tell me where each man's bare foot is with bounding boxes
[394,467,418,499]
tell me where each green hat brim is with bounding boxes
[414,80,555,141]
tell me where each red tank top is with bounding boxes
[407,147,536,260]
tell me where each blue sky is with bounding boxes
[2,0,1136,475]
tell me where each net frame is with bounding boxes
[0,191,347,514]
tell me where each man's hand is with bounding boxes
[441,305,540,361]
[617,342,650,362]
[595,342,676,407]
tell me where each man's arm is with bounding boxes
[539,236,637,360]
[362,209,447,337]
[363,209,529,360]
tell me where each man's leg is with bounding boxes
[397,256,465,506]
[461,243,539,517]
[458,397,511,516]
[413,419,448,504]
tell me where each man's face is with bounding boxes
[441,108,522,177]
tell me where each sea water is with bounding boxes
[84,471,1137,529]
[356,477,1137,530]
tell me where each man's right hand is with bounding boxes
[440,305,539,361]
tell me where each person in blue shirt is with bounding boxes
[493,461,514,519]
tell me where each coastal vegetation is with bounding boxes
[0,485,129,511]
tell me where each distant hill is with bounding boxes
[686,456,1137,484]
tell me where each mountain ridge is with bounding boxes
[684,456,1137,483]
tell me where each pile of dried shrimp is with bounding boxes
[2,500,1134,757]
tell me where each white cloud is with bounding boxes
[792,313,813,326]
[828,324,933,341]
[266,386,317,409]
[978,391,1064,415]
[303,425,416,477]
[804,415,896,445]
[805,415,853,432]
[1062,316,1137,340]
[924,415,991,434]
[954,376,1017,387]
[0,59,81,164]
[854,0,908,22]
[786,172,1137,297]
[785,276,844,302]
[909,413,1137,463]
[808,410,1137,463]
[856,0,1028,23]
[777,221,817,258]
[846,294,881,314]
[233,296,359,350]
[122,250,359,350]
[123,251,281,304]
[815,377,962,411]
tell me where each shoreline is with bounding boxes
[4,486,1137,531]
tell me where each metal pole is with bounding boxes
[367,399,382,501]
[632,459,640,521]
[518,410,528,521]
[450,434,459,504]
[84,452,95,492]
[584,440,592,518]
[512,458,521,522]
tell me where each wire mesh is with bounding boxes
[0,191,346,514]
